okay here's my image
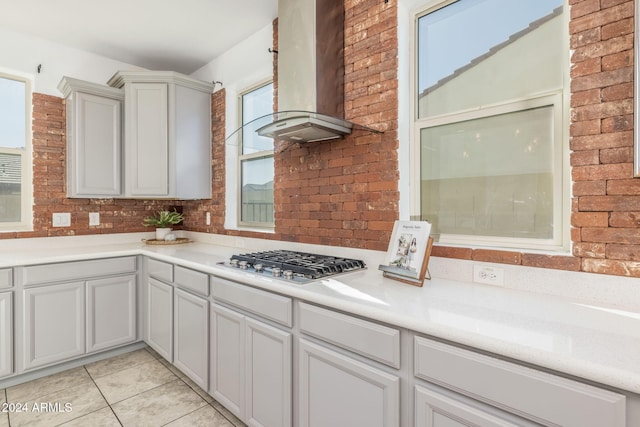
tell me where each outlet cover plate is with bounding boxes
[89,212,100,226]
[473,265,505,286]
[52,213,71,227]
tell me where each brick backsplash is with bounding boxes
[4,1,640,278]
[185,4,399,251]
[568,0,640,277]
[0,93,179,240]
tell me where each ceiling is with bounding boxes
[0,0,278,74]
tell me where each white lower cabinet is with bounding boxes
[414,384,533,427]
[15,257,139,375]
[87,275,136,353]
[210,302,292,427]
[145,261,210,390]
[0,292,12,378]
[413,336,627,427]
[146,278,173,361]
[210,303,244,416]
[23,274,138,371]
[245,317,292,427]
[298,338,400,427]
[174,288,208,390]
[23,282,85,370]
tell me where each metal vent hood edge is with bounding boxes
[255,0,354,143]
[256,111,352,143]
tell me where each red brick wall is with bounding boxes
[568,0,639,276]
[185,4,399,251]
[5,1,640,279]
[271,0,399,250]
[0,93,179,240]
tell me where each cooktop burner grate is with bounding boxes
[226,250,366,281]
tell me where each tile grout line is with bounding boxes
[82,366,123,427]
[144,345,244,426]
[5,346,244,427]
[3,388,10,427]
[175,376,242,427]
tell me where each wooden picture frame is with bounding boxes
[378,221,434,287]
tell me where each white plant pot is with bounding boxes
[155,228,172,241]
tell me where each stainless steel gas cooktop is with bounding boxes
[218,250,366,284]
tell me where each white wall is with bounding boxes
[190,23,274,231]
[0,26,143,97]
[189,23,273,98]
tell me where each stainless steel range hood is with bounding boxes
[257,0,351,142]
[256,111,352,142]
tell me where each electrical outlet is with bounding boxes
[89,212,100,226]
[473,265,504,286]
[52,213,71,227]
[206,212,211,226]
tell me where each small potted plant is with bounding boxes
[143,209,184,240]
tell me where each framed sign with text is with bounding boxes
[378,220,433,286]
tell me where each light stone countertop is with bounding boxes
[1,232,639,395]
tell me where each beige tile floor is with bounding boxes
[0,347,246,427]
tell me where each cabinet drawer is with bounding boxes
[299,302,400,368]
[0,268,12,288]
[414,336,626,427]
[147,258,173,283]
[211,276,292,327]
[175,265,208,296]
[23,257,137,286]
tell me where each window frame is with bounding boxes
[409,0,570,252]
[0,71,33,232]
[237,80,275,229]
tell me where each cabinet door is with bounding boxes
[173,84,212,199]
[298,339,400,427]
[86,275,136,353]
[69,91,122,197]
[0,292,12,378]
[415,385,526,427]
[125,82,169,197]
[147,278,173,361]
[174,288,208,390]
[210,303,245,419]
[23,282,85,370]
[245,317,292,427]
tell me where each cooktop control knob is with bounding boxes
[238,260,248,270]
[272,267,282,277]
[230,259,239,268]
[254,263,264,272]
[283,270,294,280]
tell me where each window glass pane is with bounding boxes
[242,83,273,154]
[241,157,274,224]
[420,106,554,239]
[0,77,26,149]
[417,0,563,118]
[0,152,22,222]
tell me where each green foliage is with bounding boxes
[143,209,184,228]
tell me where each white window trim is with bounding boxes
[224,80,275,233]
[0,71,33,233]
[407,0,571,253]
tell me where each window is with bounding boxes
[239,82,274,227]
[412,0,567,251]
[0,72,32,231]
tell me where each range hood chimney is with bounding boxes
[256,0,352,142]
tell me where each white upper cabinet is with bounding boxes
[0,292,12,379]
[108,71,213,199]
[58,77,124,198]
